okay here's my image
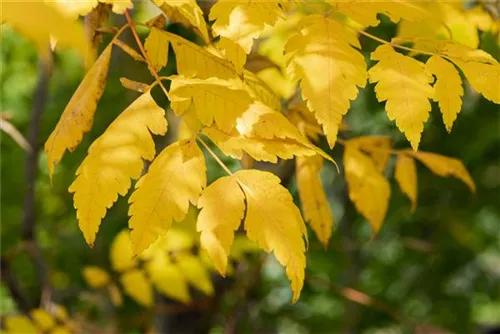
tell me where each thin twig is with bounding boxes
[124,10,235,177]
[124,10,170,99]
[357,30,436,57]
[196,134,233,176]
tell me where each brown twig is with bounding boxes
[23,52,54,308]
[124,10,170,99]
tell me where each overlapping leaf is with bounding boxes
[426,55,464,132]
[217,37,247,74]
[411,39,500,104]
[128,140,206,254]
[153,0,210,43]
[197,175,245,275]
[169,76,253,133]
[348,136,392,172]
[197,170,306,302]
[203,102,331,163]
[285,15,367,148]
[242,70,282,111]
[368,44,434,150]
[70,92,167,246]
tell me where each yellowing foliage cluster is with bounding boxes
[4,0,497,302]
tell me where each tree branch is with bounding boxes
[21,53,53,308]
[0,256,32,313]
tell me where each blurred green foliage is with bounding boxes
[1,6,499,334]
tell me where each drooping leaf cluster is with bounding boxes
[3,0,498,302]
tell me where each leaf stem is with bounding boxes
[124,10,170,99]
[196,134,233,176]
[110,23,131,43]
[357,30,436,57]
[125,11,236,177]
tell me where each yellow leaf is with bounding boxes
[344,144,390,235]
[3,2,90,62]
[164,228,196,252]
[153,0,210,44]
[82,266,110,288]
[398,39,500,104]
[197,170,306,302]
[287,101,324,142]
[110,230,137,272]
[120,269,153,306]
[145,252,191,303]
[296,155,333,247]
[229,235,260,261]
[145,27,169,72]
[243,70,282,111]
[210,1,284,53]
[169,76,253,133]
[69,92,167,246]
[30,309,55,332]
[198,175,245,275]
[204,127,309,164]
[368,44,434,150]
[397,2,479,48]
[50,0,99,18]
[45,45,112,178]
[4,316,37,334]
[217,37,246,74]
[285,15,367,148]
[175,254,214,296]
[394,154,417,211]
[154,30,238,79]
[347,136,392,173]
[450,58,500,105]
[203,102,332,163]
[129,140,206,254]
[108,283,123,307]
[255,67,296,100]
[236,102,314,146]
[413,151,475,192]
[327,0,430,27]
[120,77,149,93]
[426,56,463,133]
[465,5,497,33]
[52,305,69,321]
[100,0,133,14]
[237,170,307,303]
